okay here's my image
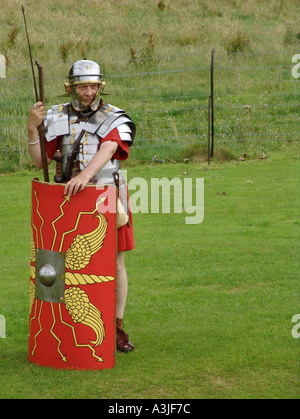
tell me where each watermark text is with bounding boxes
[0,314,6,338]
[97,171,204,225]
[291,314,300,339]
[291,54,300,79]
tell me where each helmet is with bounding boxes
[64,60,105,112]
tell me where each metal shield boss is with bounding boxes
[28,179,117,370]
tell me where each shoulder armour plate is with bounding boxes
[44,103,70,142]
[86,103,136,143]
[44,102,135,144]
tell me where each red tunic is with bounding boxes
[45,128,135,252]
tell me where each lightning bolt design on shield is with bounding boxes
[58,304,103,363]
[50,303,67,363]
[31,301,43,356]
[51,195,71,251]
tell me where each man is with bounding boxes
[27,59,135,352]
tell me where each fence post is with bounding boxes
[208,96,211,165]
[210,48,215,157]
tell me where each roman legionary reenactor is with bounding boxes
[27,60,136,369]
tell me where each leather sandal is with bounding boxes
[116,318,135,353]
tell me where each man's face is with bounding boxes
[74,83,99,107]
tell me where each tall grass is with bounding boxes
[1,0,299,64]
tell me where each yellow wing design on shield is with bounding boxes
[64,287,105,346]
[65,213,107,271]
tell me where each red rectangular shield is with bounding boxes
[28,179,117,370]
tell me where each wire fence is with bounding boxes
[212,51,300,153]
[0,50,299,168]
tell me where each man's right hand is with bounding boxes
[27,101,49,169]
[28,101,45,131]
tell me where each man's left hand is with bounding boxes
[64,172,90,196]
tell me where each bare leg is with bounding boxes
[116,251,128,319]
[115,251,134,352]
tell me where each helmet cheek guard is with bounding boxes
[67,84,104,112]
[64,60,106,112]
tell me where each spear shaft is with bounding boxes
[21,4,38,102]
[22,5,49,182]
[35,60,49,182]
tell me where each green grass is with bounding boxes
[0,145,299,399]
[0,0,299,399]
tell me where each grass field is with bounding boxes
[1,0,300,170]
[0,145,299,399]
[0,0,299,401]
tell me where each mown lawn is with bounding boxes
[0,146,299,399]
